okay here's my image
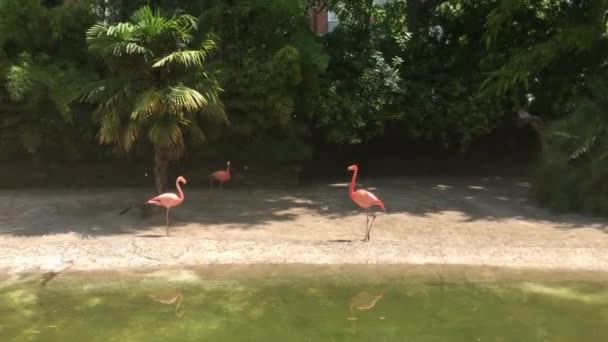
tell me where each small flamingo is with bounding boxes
[347,164,385,242]
[209,161,231,189]
[145,176,187,236]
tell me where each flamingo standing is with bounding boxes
[209,161,231,190]
[347,164,385,242]
[144,176,187,236]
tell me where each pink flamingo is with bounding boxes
[209,161,231,189]
[145,176,187,236]
[347,164,385,242]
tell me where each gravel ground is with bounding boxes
[1,176,607,274]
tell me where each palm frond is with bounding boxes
[97,110,121,145]
[147,119,184,150]
[86,22,150,58]
[136,16,170,38]
[122,121,143,152]
[131,6,173,38]
[175,14,198,32]
[130,89,162,120]
[166,86,209,113]
[200,38,217,53]
[199,101,228,122]
[111,42,150,57]
[86,22,110,41]
[80,85,112,104]
[186,122,206,145]
[86,36,122,56]
[87,22,132,42]
[201,88,222,105]
[131,5,159,24]
[152,50,208,69]
[80,78,129,104]
[106,22,135,38]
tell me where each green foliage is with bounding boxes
[315,0,404,144]
[317,50,404,144]
[195,0,327,162]
[0,0,99,161]
[477,0,608,216]
[401,0,507,150]
[317,0,506,150]
[531,74,608,215]
[83,5,225,191]
[314,0,608,154]
[2,0,608,187]
[480,0,608,113]
[7,52,96,117]
[83,5,224,154]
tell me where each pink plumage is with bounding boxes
[347,164,385,241]
[145,176,186,236]
[146,192,183,208]
[209,161,231,189]
[350,189,386,210]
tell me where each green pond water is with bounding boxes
[1,265,607,341]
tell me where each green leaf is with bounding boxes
[166,86,209,113]
[152,50,208,69]
[130,89,162,120]
[80,4,225,165]
[147,119,183,150]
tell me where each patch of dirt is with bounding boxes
[0,176,607,273]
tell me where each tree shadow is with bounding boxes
[353,176,608,232]
[0,175,607,238]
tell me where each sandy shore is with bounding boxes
[1,236,607,274]
[1,176,607,274]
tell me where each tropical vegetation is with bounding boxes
[83,5,225,193]
[1,0,608,214]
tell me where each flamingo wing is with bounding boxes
[210,170,230,181]
[353,189,386,210]
[146,193,181,207]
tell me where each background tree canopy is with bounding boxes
[1,0,608,214]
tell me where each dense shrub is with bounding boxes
[531,75,608,215]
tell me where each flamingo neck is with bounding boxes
[226,164,231,177]
[349,169,358,196]
[176,180,184,200]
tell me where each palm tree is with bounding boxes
[82,6,225,193]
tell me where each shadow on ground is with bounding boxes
[0,175,607,238]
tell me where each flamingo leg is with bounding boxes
[348,306,358,334]
[363,209,370,242]
[165,207,170,236]
[367,214,377,242]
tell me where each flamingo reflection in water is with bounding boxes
[347,291,384,334]
[149,290,185,318]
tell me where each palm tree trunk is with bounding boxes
[154,146,170,194]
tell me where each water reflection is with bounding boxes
[149,290,185,317]
[348,291,384,334]
[39,263,74,288]
[2,265,608,341]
